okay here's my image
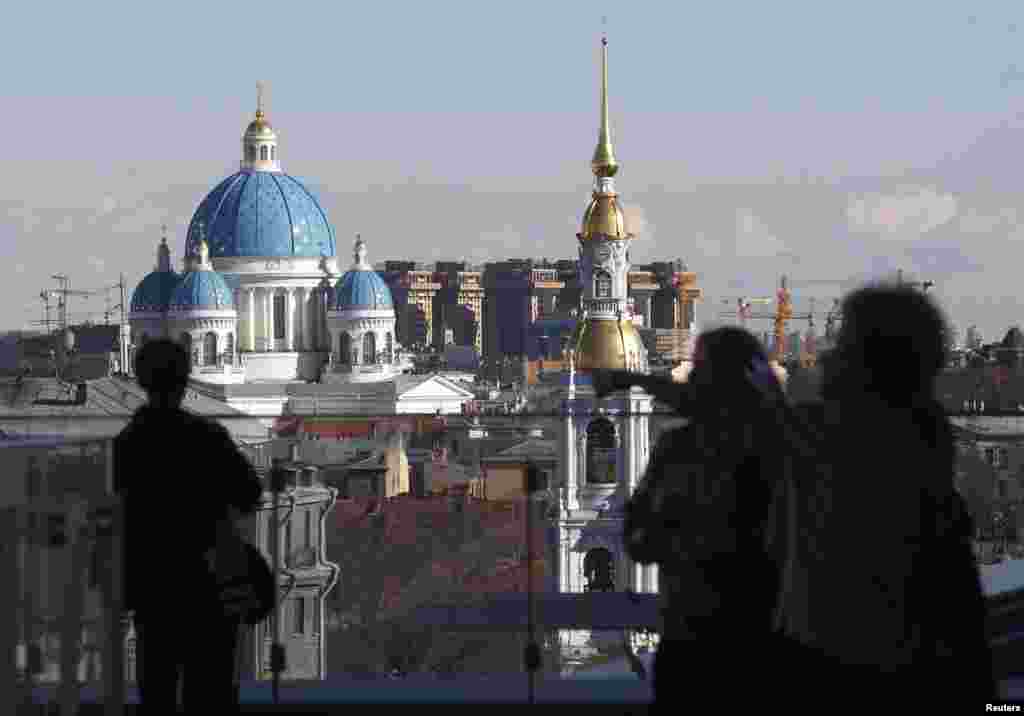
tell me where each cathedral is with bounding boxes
[554,36,658,672]
[126,92,470,421]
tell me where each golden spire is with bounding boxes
[591,35,618,178]
[256,81,265,121]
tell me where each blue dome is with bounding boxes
[168,270,235,311]
[334,269,393,310]
[131,270,181,313]
[186,171,336,259]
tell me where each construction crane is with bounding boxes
[718,295,773,327]
[47,275,101,334]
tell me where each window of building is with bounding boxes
[260,145,269,161]
[363,332,377,364]
[247,145,256,161]
[273,294,286,340]
[584,548,615,592]
[586,418,617,484]
[202,332,217,366]
[293,596,305,635]
[270,146,276,161]
[595,271,612,299]
[339,333,351,365]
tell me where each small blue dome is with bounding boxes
[334,269,393,310]
[131,270,181,313]
[168,270,235,312]
[186,171,336,259]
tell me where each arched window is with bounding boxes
[270,146,276,160]
[363,333,377,364]
[247,145,256,161]
[584,548,615,592]
[595,271,612,299]
[339,333,351,365]
[225,333,234,364]
[203,332,218,366]
[586,418,617,484]
[260,145,268,161]
[181,333,192,367]
[385,332,393,362]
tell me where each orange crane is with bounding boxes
[720,277,830,363]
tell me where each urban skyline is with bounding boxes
[4,2,1024,341]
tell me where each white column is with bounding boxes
[285,288,295,351]
[247,288,256,352]
[267,288,276,352]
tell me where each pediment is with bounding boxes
[396,374,475,400]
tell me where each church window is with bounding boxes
[584,548,615,592]
[225,333,234,364]
[293,596,305,635]
[586,418,617,484]
[339,333,351,365]
[595,271,612,299]
[363,333,377,364]
[260,145,269,161]
[203,332,217,366]
[273,294,286,340]
[271,146,276,161]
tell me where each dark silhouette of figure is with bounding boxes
[782,285,996,706]
[624,326,788,709]
[113,339,262,713]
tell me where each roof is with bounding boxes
[130,269,181,313]
[334,268,394,309]
[186,171,336,259]
[493,438,558,461]
[169,268,235,311]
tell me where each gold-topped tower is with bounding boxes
[241,82,281,172]
[591,36,618,178]
[579,36,629,243]
[570,34,646,373]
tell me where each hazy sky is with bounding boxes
[3,1,1024,343]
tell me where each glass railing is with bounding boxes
[2,413,1024,708]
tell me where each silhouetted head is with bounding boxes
[689,326,772,414]
[823,284,948,403]
[134,338,189,408]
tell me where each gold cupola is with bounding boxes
[241,82,281,172]
[570,312,646,372]
[579,37,630,242]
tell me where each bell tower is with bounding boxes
[553,34,657,675]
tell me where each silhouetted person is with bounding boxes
[624,326,789,709]
[113,338,262,713]
[781,284,996,706]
